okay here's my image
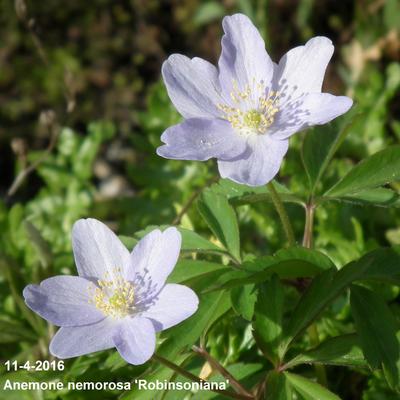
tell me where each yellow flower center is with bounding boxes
[217,79,280,135]
[89,269,135,318]
[243,109,262,130]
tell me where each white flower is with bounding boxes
[157,14,353,186]
[23,219,199,365]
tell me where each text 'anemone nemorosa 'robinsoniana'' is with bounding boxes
[23,219,199,365]
[157,13,353,186]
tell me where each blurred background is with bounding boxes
[0,1,400,399]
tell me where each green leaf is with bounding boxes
[280,247,400,357]
[210,179,304,206]
[284,372,342,400]
[325,145,400,197]
[167,260,228,284]
[231,283,257,321]
[279,269,336,358]
[121,226,226,254]
[320,187,400,208]
[24,220,53,269]
[177,228,227,254]
[302,113,361,194]
[0,318,36,343]
[284,334,367,369]
[193,1,225,26]
[253,275,284,365]
[349,247,400,285]
[265,371,292,400]
[198,189,241,261]
[208,246,335,291]
[350,285,400,388]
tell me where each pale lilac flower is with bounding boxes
[23,219,198,365]
[157,13,353,186]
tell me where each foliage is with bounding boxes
[1,0,400,399]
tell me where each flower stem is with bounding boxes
[267,182,295,246]
[192,345,253,398]
[301,202,328,387]
[152,354,252,400]
[302,202,315,248]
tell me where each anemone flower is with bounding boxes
[23,219,199,365]
[157,13,353,186]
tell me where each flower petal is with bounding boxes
[217,136,288,186]
[274,36,334,97]
[218,14,274,95]
[142,284,199,332]
[72,218,131,280]
[23,276,105,327]
[299,93,353,125]
[162,55,222,119]
[270,93,353,140]
[127,227,181,297]
[112,316,155,365]
[49,318,116,358]
[157,118,247,161]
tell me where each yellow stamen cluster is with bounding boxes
[218,79,280,134]
[88,268,135,318]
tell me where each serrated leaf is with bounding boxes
[284,334,366,369]
[208,247,335,291]
[231,283,257,321]
[211,179,304,206]
[285,372,341,400]
[320,187,400,208]
[198,189,241,262]
[265,371,292,400]
[350,285,400,389]
[325,145,400,197]
[280,247,400,357]
[253,275,284,365]
[280,269,336,358]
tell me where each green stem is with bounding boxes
[302,202,328,387]
[152,354,252,400]
[267,182,295,246]
[302,202,315,248]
